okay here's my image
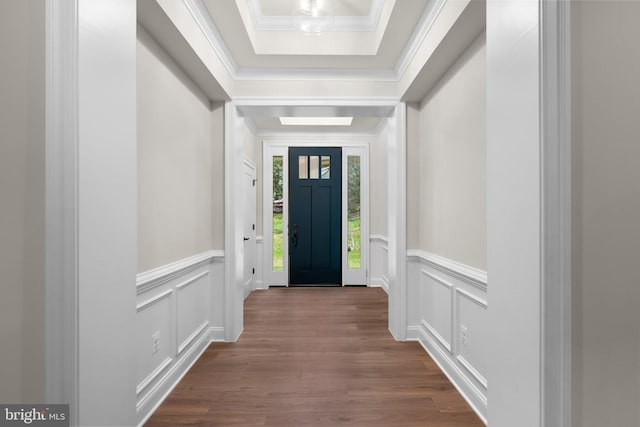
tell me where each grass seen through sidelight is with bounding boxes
[272,213,284,271]
[272,213,361,271]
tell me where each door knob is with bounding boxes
[243,237,250,241]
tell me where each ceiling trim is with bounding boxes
[252,128,383,138]
[183,0,238,75]
[245,115,383,137]
[393,0,447,79]
[232,95,399,104]
[244,117,260,135]
[234,67,397,81]
[244,0,387,32]
[184,0,448,82]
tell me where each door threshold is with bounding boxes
[288,283,341,288]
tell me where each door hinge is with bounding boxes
[252,224,255,230]
[253,179,256,186]
[252,268,255,275]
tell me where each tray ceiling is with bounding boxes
[201,0,430,68]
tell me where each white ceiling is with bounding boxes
[202,0,429,68]
[257,0,374,17]
[192,0,430,132]
[139,0,486,134]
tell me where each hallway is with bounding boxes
[145,288,484,426]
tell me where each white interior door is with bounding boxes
[243,161,257,299]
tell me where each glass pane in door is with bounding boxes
[347,156,361,269]
[309,156,320,179]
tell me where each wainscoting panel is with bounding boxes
[407,249,488,423]
[136,250,224,426]
[420,270,454,352]
[456,289,488,389]
[370,235,389,292]
[135,290,174,397]
[176,271,210,354]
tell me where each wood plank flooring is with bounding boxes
[145,287,484,427]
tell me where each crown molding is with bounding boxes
[183,0,238,75]
[232,95,400,104]
[234,67,397,82]
[253,128,382,138]
[372,116,388,136]
[243,117,259,135]
[394,0,447,80]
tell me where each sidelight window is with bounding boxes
[347,156,361,269]
[272,156,284,271]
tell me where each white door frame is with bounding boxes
[224,97,408,339]
[44,2,572,424]
[486,1,571,426]
[45,0,138,425]
[224,102,245,342]
[342,146,370,286]
[261,141,371,288]
[262,144,289,287]
[242,160,257,299]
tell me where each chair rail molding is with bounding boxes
[137,250,223,293]
[407,250,487,290]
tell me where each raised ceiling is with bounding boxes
[139,0,486,133]
[200,0,430,72]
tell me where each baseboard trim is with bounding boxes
[369,277,389,294]
[136,326,226,426]
[208,326,225,342]
[136,326,213,426]
[417,325,487,424]
[406,325,420,341]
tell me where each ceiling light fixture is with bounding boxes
[292,0,335,35]
[279,117,353,126]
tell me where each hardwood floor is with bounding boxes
[145,287,484,426]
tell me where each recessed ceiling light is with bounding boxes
[279,117,353,126]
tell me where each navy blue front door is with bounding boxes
[289,147,342,286]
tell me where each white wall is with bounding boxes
[406,32,488,422]
[406,103,421,250]
[370,126,389,237]
[0,0,46,403]
[136,23,228,424]
[572,2,640,426]
[211,103,225,249]
[243,121,258,166]
[137,25,219,272]
[417,34,486,270]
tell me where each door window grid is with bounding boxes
[298,155,331,180]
